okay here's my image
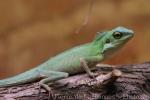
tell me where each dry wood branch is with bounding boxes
[0,62,150,100]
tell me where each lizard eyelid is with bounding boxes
[113,32,123,39]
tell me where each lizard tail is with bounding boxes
[0,69,40,87]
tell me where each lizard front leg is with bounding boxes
[80,55,104,78]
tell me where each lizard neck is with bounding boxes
[89,40,104,56]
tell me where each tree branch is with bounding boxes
[0,62,150,100]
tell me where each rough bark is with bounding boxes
[0,62,150,100]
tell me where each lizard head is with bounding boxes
[94,26,134,57]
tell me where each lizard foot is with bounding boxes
[89,72,99,79]
[38,84,53,100]
[39,82,54,100]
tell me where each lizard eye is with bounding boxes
[113,32,122,39]
[105,39,110,43]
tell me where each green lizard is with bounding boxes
[0,26,134,92]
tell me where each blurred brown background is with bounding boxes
[0,0,150,78]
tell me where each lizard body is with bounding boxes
[0,26,134,91]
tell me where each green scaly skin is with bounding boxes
[0,26,134,89]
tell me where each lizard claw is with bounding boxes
[39,85,53,100]
[48,90,53,100]
[89,72,99,79]
[39,81,54,100]
[38,84,42,100]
